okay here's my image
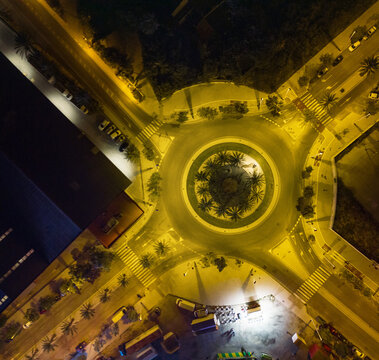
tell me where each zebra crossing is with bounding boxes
[116,246,156,288]
[295,265,331,303]
[137,118,163,143]
[329,250,346,266]
[299,92,333,126]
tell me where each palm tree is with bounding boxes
[265,95,283,116]
[80,303,95,320]
[226,207,243,222]
[196,184,209,196]
[319,92,338,110]
[251,188,264,202]
[239,197,255,213]
[99,288,111,303]
[195,170,208,182]
[14,32,34,59]
[359,56,379,77]
[42,334,57,353]
[228,152,244,167]
[117,273,129,287]
[215,151,229,165]
[61,318,78,336]
[124,143,140,163]
[140,254,153,268]
[204,158,219,173]
[214,204,228,217]
[249,171,265,189]
[154,241,170,256]
[198,197,213,212]
[25,348,39,360]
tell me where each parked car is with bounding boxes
[317,66,329,78]
[62,89,73,100]
[119,140,129,152]
[75,341,87,353]
[105,124,116,135]
[368,91,379,99]
[352,346,365,358]
[98,119,110,131]
[367,25,377,36]
[348,41,361,52]
[110,129,121,140]
[22,321,32,329]
[48,75,56,84]
[332,55,343,66]
[132,88,145,102]
[80,105,89,114]
[194,307,208,318]
[116,134,126,144]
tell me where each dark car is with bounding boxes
[76,341,87,352]
[119,140,129,152]
[119,344,126,356]
[332,55,343,66]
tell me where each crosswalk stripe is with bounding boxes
[295,265,331,303]
[137,119,163,143]
[298,91,333,126]
[115,246,156,288]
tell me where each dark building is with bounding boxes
[0,53,131,312]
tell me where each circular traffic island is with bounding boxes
[183,139,279,233]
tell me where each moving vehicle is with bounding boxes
[332,55,343,66]
[191,313,220,335]
[110,129,121,140]
[119,325,162,357]
[112,307,127,323]
[317,66,329,78]
[348,41,361,52]
[75,341,87,352]
[22,321,32,329]
[176,298,196,312]
[98,119,110,131]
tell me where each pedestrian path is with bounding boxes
[299,92,333,126]
[295,265,332,303]
[136,118,163,143]
[116,246,156,288]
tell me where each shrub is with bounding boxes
[24,308,40,323]
[214,257,227,272]
[0,314,7,328]
[38,295,57,312]
[143,146,155,161]
[197,106,218,120]
[298,76,309,87]
[363,287,372,297]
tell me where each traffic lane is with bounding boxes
[6,0,150,133]
[310,35,379,97]
[160,116,304,252]
[309,292,379,357]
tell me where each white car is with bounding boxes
[352,346,365,358]
[98,119,110,131]
[110,129,121,140]
[348,41,361,52]
[22,321,32,329]
[368,91,378,99]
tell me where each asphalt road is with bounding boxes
[309,33,379,101]
[160,114,316,263]
[1,0,153,137]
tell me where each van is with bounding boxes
[191,313,220,335]
[112,306,127,323]
[136,346,158,360]
[176,298,196,312]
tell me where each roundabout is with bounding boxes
[161,116,302,251]
[182,138,280,233]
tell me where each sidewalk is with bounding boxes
[301,109,379,289]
